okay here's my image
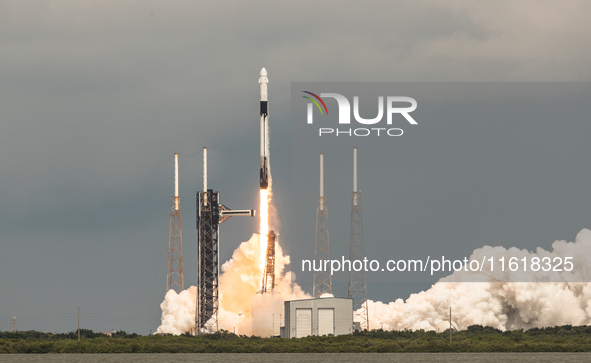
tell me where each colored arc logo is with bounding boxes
[302,91,329,115]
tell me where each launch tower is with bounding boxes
[348,148,369,330]
[196,147,255,334]
[167,153,184,293]
[261,229,277,293]
[313,154,332,297]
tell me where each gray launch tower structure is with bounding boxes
[260,229,277,293]
[348,147,369,330]
[196,147,255,334]
[167,153,184,293]
[313,154,332,297]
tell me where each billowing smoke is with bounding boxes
[364,228,591,331]
[218,234,310,336]
[158,229,591,334]
[155,286,197,335]
[156,233,310,335]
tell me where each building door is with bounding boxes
[318,308,334,336]
[296,308,312,338]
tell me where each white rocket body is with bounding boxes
[259,68,269,189]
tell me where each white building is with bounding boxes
[280,296,353,338]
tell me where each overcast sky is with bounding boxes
[1,1,590,334]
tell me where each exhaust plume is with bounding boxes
[156,233,310,335]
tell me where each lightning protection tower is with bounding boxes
[167,153,184,293]
[261,229,277,293]
[348,147,369,330]
[10,316,15,333]
[196,147,255,334]
[313,154,332,297]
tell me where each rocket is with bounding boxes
[259,67,269,189]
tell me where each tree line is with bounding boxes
[1,325,591,353]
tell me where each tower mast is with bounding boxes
[196,147,255,334]
[313,154,332,297]
[261,229,277,293]
[349,147,369,330]
[167,153,184,293]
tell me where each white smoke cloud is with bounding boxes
[155,286,197,335]
[364,228,591,331]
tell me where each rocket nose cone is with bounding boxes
[260,68,267,76]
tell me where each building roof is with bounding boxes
[284,296,353,303]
